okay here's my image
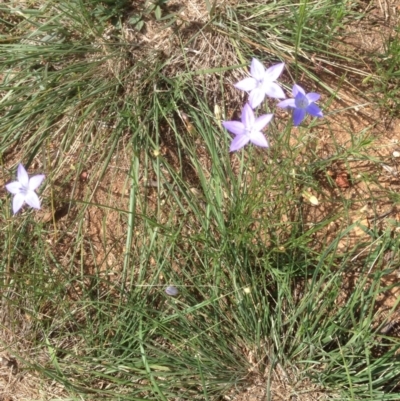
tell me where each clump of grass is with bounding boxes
[219,0,368,94]
[1,0,400,400]
[372,30,400,117]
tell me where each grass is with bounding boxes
[373,28,400,117]
[1,0,400,400]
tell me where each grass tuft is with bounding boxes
[1,0,400,400]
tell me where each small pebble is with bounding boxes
[165,286,179,296]
[393,151,400,158]
[80,171,88,181]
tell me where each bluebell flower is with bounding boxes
[165,286,179,296]
[234,58,285,109]
[5,164,45,214]
[277,84,323,126]
[222,104,272,152]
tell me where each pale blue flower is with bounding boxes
[222,103,272,152]
[5,164,45,214]
[277,84,323,126]
[234,58,286,109]
[165,286,179,296]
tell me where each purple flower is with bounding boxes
[5,164,45,214]
[234,58,285,109]
[277,84,323,126]
[222,103,273,152]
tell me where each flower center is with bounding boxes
[245,127,255,137]
[295,94,309,109]
[256,78,264,88]
[20,184,29,196]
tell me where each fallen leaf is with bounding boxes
[335,172,350,188]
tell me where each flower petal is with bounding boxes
[292,84,305,97]
[28,174,45,191]
[24,191,41,209]
[265,62,285,81]
[5,181,23,195]
[241,103,255,127]
[293,108,307,126]
[277,99,296,109]
[17,164,29,187]
[253,114,273,131]
[306,92,320,102]
[234,77,257,92]
[250,58,265,81]
[222,121,246,136]
[249,131,269,148]
[306,103,323,118]
[230,135,250,152]
[248,88,266,109]
[12,193,25,214]
[263,82,286,99]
